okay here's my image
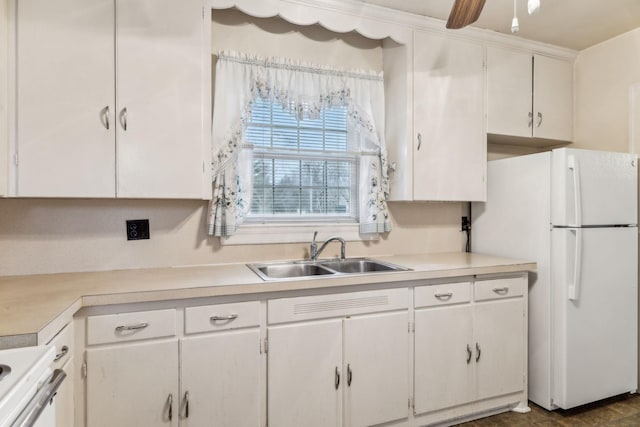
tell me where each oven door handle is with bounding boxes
[11,368,67,427]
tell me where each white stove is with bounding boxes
[0,346,63,427]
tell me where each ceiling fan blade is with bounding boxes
[446,0,486,29]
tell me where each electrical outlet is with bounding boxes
[461,216,471,232]
[126,219,150,240]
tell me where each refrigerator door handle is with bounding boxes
[568,228,583,301]
[567,155,583,227]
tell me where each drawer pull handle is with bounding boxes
[475,342,481,362]
[335,366,340,390]
[115,322,149,332]
[54,345,69,362]
[435,292,453,300]
[492,287,509,294]
[210,314,238,322]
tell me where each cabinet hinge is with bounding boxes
[263,337,268,354]
[81,361,87,379]
[13,153,18,166]
[408,322,414,333]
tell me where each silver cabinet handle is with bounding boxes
[102,106,110,130]
[434,292,453,300]
[184,391,189,418]
[54,345,69,362]
[475,342,481,362]
[537,112,543,127]
[120,107,128,131]
[115,322,148,332]
[347,364,353,387]
[492,287,509,295]
[210,314,238,322]
[528,111,533,128]
[334,367,340,390]
[417,133,422,150]
[466,344,472,364]
[167,393,173,421]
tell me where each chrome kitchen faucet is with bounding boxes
[310,231,346,260]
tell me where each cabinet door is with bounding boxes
[474,298,525,401]
[414,305,474,414]
[116,0,205,198]
[344,311,409,427]
[86,340,179,427]
[16,0,115,197]
[412,31,486,202]
[180,329,261,427]
[486,47,533,138]
[533,55,573,141]
[268,320,343,427]
[56,358,74,427]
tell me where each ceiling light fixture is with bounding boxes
[511,0,519,33]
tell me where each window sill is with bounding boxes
[219,223,377,245]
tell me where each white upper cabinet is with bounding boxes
[387,30,486,202]
[16,0,115,197]
[487,46,573,144]
[12,0,209,198]
[532,54,573,142]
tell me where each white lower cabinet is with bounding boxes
[267,289,410,427]
[180,330,261,427]
[414,276,528,425]
[82,303,262,427]
[87,339,180,427]
[268,319,343,427]
[344,312,410,427]
[77,275,528,427]
[415,302,474,414]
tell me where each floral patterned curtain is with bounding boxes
[207,51,391,237]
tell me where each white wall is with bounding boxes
[0,10,464,276]
[574,27,640,152]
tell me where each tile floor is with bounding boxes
[457,394,640,426]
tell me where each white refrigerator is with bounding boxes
[472,148,638,410]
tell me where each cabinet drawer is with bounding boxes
[87,309,176,345]
[185,301,260,334]
[49,322,73,369]
[415,282,471,308]
[474,276,526,301]
[268,288,408,324]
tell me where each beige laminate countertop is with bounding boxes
[0,252,535,349]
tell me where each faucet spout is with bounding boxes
[310,235,346,260]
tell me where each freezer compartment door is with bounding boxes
[551,148,637,226]
[551,227,638,409]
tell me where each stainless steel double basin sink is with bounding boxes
[247,258,410,281]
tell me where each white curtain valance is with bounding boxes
[208,51,391,237]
